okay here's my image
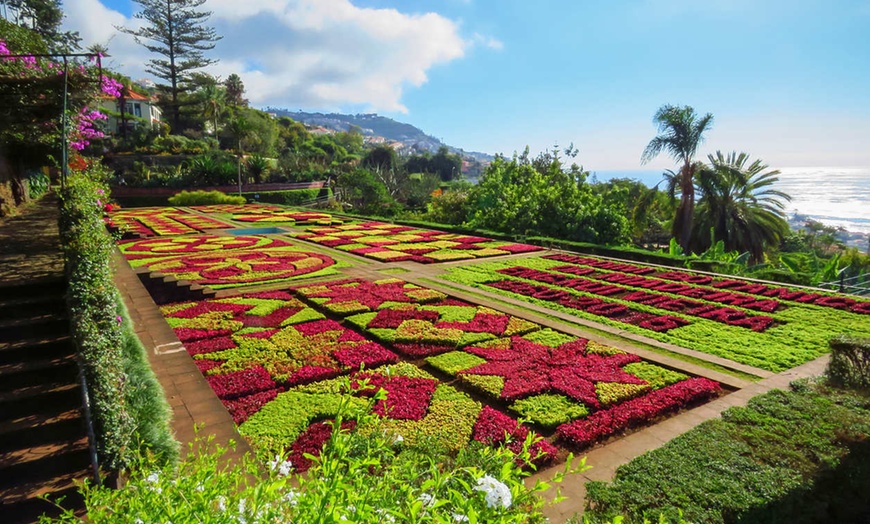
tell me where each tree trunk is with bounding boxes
[674,162,695,253]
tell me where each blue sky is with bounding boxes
[65,0,870,169]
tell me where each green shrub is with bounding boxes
[43,380,579,523]
[244,188,322,206]
[60,167,177,470]
[168,190,246,206]
[27,170,50,200]
[827,335,870,390]
[584,381,870,523]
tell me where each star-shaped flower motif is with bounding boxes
[461,337,644,409]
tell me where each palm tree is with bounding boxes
[200,82,225,136]
[693,151,792,263]
[641,105,714,252]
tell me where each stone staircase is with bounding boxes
[0,280,92,523]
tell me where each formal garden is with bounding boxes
[43,186,859,523]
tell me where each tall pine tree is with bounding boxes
[119,0,221,132]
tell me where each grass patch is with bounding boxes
[584,380,870,524]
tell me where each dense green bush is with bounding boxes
[584,380,870,523]
[526,237,688,267]
[168,190,246,206]
[60,167,177,469]
[245,188,323,206]
[26,170,50,200]
[827,335,870,390]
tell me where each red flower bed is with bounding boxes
[462,337,643,409]
[145,249,338,289]
[486,279,689,333]
[286,420,357,472]
[472,406,557,466]
[119,235,294,261]
[354,372,438,420]
[556,377,721,448]
[207,366,277,400]
[494,266,775,332]
[223,389,280,424]
[293,278,447,315]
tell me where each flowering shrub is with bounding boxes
[295,221,542,264]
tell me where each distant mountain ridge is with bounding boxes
[264,108,494,163]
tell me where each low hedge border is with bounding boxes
[61,168,178,470]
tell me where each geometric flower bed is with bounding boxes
[190,204,286,215]
[345,300,541,357]
[440,257,870,372]
[426,330,721,447]
[157,278,725,476]
[118,235,296,265]
[543,254,870,316]
[161,290,399,387]
[493,266,776,332]
[190,204,342,226]
[293,277,448,316]
[105,207,232,237]
[238,363,557,472]
[140,248,342,289]
[231,211,341,226]
[295,221,542,263]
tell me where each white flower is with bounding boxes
[278,459,293,477]
[217,496,227,512]
[393,434,404,445]
[135,519,144,524]
[145,472,160,484]
[238,498,247,514]
[418,492,436,508]
[377,508,396,523]
[452,513,470,523]
[475,475,512,509]
[195,484,204,493]
[284,488,300,506]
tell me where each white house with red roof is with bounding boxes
[98,88,163,134]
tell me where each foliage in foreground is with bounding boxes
[43,384,579,523]
[583,379,870,523]
[60,165,178,469]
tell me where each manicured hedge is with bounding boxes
[244,187,330,206]
[60,169,177,469]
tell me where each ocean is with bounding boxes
[591,167,870,236]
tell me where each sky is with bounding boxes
[57,0,870,170]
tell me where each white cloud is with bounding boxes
[62,0,492,113]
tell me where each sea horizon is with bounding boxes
[590,166,870,239]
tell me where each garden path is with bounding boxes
[0,193,90,523]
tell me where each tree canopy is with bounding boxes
[642,104,714,252]
[119,0,221,132]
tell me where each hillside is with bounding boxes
[264,109,494,163]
